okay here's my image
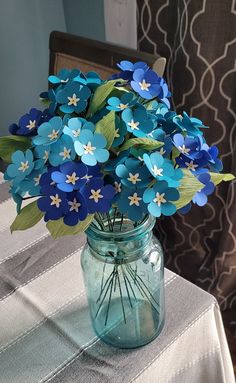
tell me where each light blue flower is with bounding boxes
[63,117,95,142]
[143,152,183,187]
[56,82,91,114]
[34,145,51,169]
[173,111,207,137]
[121,106,155,138]
[112,116,127,147]
[33,116,63,146]
[116,158,151,188]
[6,150,35,186]
[74,129,109,166]
[20,167,47,196]
[117,187,148,221]
[49,134,76,166]
[143,180,179,217]
[107,92,136,112]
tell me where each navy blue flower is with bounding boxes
[82,178,115,213]
[63,191,88,226]
[121,106,155,138]
[39,166,59,194]
[9,108,43,136]
[116,158,151,188]
[56,82,91,114]
[37,187,69,221]
[143,181,179,217]
[117,187,148,221]
[51,161,88,192]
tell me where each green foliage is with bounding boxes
[120,137,163,152]
[46,214,94,239]
[86,79,125,116]
[174,169,204,209]
[0,136,31,163]
[210,172,235,186]
[95,111,116,149]
[10,200,43,233]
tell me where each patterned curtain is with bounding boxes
[137,0,236,340]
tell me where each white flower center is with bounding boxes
[59,147,71,160]
[185,160,198,171]
[72,129,80,137]
[34,175,41,186]
[118,103,128,110]
[50,194,61,208]
[89,189,103,203]
[67,93,80,106]
[139,79,151,91]
[48,129,60,141]
[114,128,120,138]
[26,119,36,130]
[43,150,49,162]
[69,198,81,212]
[151,165,163,177]
[114,181,122,193]
[128,119,140,131]
[83,141,96,155]
[127,172,141,185]
[178,144,190,154]
[66,172,79,185]
[153,192,166,207]
[18,161,29,172]
[128,192,142,206]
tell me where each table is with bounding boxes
[0,178,235,383]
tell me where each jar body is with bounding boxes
[81,217,165,349]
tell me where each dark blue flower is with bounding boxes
[51,161,88,192]
[208,145,223,172]
[173,133,199,158]
[9,108,43,136]
[37,187,68,221]
[116,187,148,221]
[82,178,115,213]
[175,155,207,173]
[63,191,88,226]
[56,82,91,114]
[121,106,155,137]
[39,166,59,194]
[143,180,179,217]
[116,158,151,188]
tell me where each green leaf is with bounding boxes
[87,79,125,116]
[174,169,204,209]
[0,136,31,163]
[210,172,235,186]
[95,111,116,149]
[120,137,163,152]
[10,200,43,233]
[46,214,94,239]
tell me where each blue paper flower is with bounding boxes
[173,133,199,158]
[63,191,88,226]
[131,68,171,105]
[116,158,151,188]
[107,92,136,112]
[33,116,63,146]
[51,161,88,192]
[104,151,129,172]
[82,178,115,213]
[143,152,183,187]
[150,128,173,157]
[74,130,109,166]
[117,187,148,221]
[49,134,76,166]
[175,154,208,173]
[85,164,103,181]
[173,112,207,137]
[112,116,127,148]
[74,71,102,90]
[56,82,91,114]
[6,150,35,186]
[208,145,223,172]
[19,167,47,196]
[143,181,179,217]
[63,117,95,142]
[39,166,59,194]
[37,186,69,221]
[117,61,149,72]
[121,106,155,138]
[9,108,43,136]
[48,68,80,85]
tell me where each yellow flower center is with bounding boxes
[34,175,41,186]
[128,119,139,131]
[178,144,190,154]
[67,93,80,106]
[139,79,151,91]
[48,129,59,141]
[114,129,120,138]
[185,160,198,171]
[50,194,62,208]
[83,141,96,155]
[68,198,81,212]
[128,192,142,206]
[127,172,141,185]
[66,172,79,185]
[26,119,36,130]
[119,103,128,110]
[153,192,166,207]
[59,147,71,160]
[89,189,103,203]
[114,181,122,193]
[18,161,29,172]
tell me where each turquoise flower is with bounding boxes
[56,82,91,114]
[34,145,51,169]
[173,111,207,137]
[48,68,80,85]
[121,106,155,138]
[33,116,63,146]
[19,167,47,196]
[107,92,136,112]
[49,134,76,166]
[112,116,127,148]
[74,71,102,90]
[6,150,35,186]
[117,187,148,221]
[143,181,179,217]
[116,158,151,188]
[143,152,183,187]
[74,129,109,166]
[63,117,95,142]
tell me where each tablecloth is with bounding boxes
[0,178,235,383]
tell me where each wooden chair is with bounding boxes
[49,31,166,78]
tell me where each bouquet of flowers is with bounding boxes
[0,61,234,238]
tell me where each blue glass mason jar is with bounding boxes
[81,215,165,349]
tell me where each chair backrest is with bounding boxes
[49,31,166,78]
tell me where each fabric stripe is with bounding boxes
[46,277,215,383]
[0,232,85,300]
[0,269,175,383]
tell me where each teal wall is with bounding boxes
[63,0,105,42]
[0,0,66,135]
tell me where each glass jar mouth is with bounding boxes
[86,214,156,243]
